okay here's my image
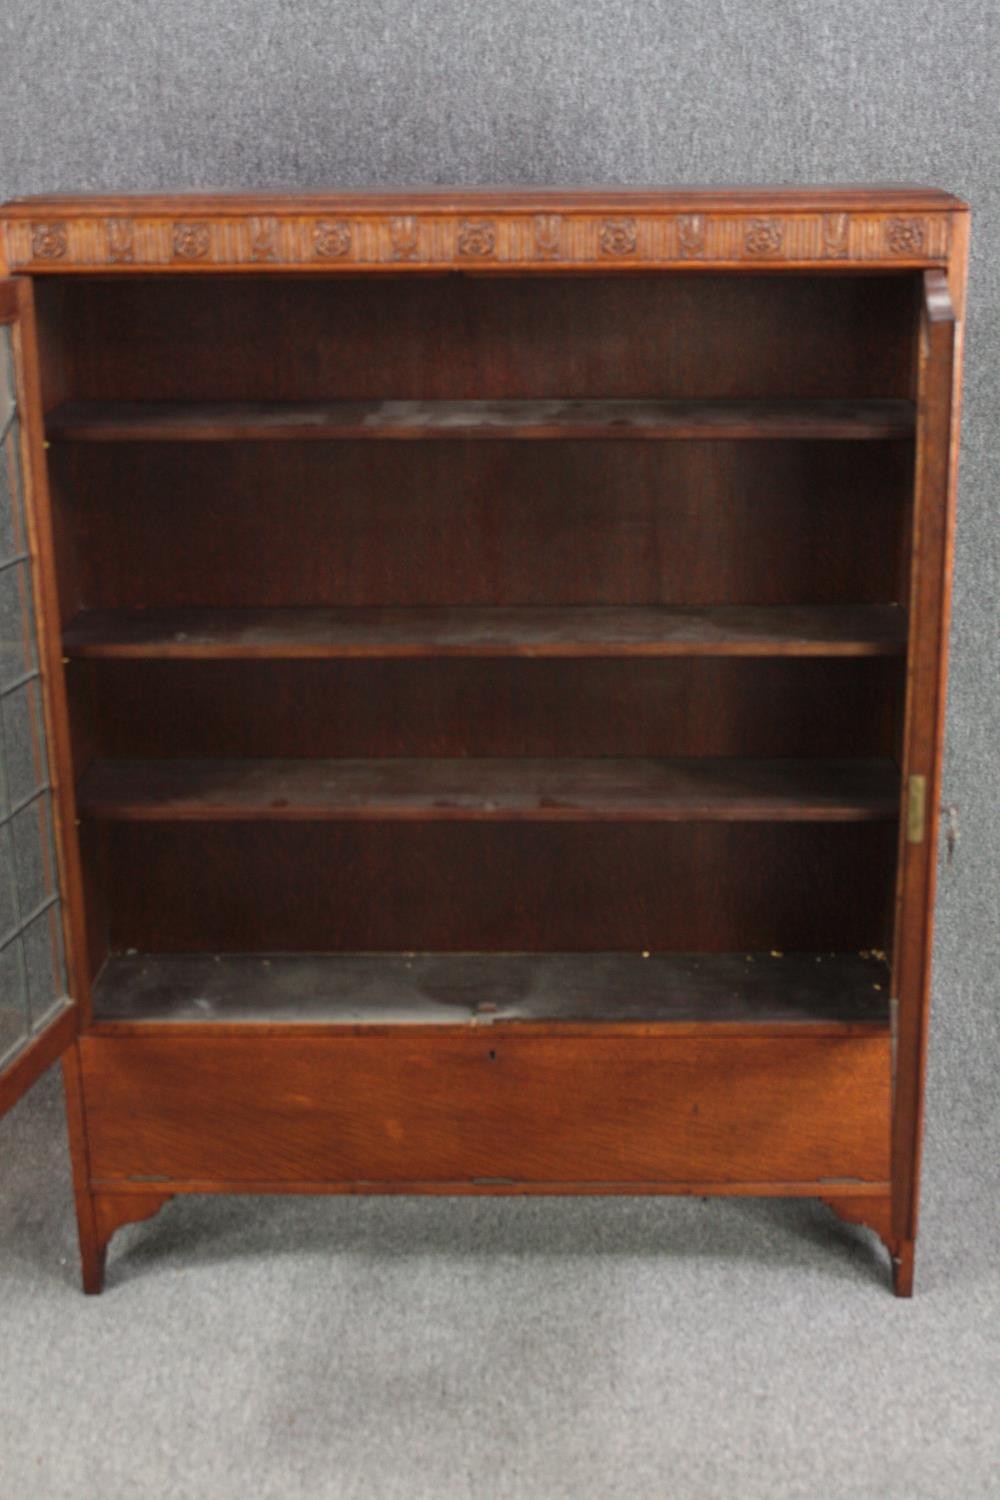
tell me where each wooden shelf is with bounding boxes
[77,756,900,823]
[91,950,892,1033]
[46,398,916,443]
[62,604,908,660]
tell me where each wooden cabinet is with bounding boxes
[0,188,968,1294]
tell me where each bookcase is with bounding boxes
[0,188,967,1294]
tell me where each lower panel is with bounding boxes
[79,1030,891,1188]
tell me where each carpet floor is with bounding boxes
[1,1065,997,1500]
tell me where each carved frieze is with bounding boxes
[3,205,957,272]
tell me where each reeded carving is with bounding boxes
[389,215,419,260]
[31,223,68,260]
[4,204,952,274]
[534,213,562,259]
[457,219,496,258]
[822,212,849,258]
[106,219,135,263]
[248,215,279,262]
[886,217,926,255]
[599,217,637,256]
[676,213,706,257]
[172,222,210,260]
[313,220,352,259]
[744,218,783,256]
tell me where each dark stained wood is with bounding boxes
[78,1029,892,1187]
[103,821,898,955]
[38,274,918,403]
[58,440,913,611]
[47,397,916,443]
[77,755,900,824]
[63,604,908,660]
[85,656,901,762]
[91,950,891,1031]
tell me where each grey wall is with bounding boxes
[1,0,996,1191]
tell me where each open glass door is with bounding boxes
[0,278,76,1117]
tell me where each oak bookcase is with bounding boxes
[0,188,967,1294]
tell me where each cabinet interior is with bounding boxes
[34,270,917,1025]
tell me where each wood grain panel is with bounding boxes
[102,821,898,954]
[79,1030,892,1186]
[84,656,901,759]
[61,441,912,610]
[40,274,916,401]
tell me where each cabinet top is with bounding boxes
[1,186,967,273]
[2,186,967,212]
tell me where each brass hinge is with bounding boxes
[907,774,927,844]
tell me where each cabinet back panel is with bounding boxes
[87,657,900,759]
[60,440,911,609]
[103,821,896,955]
[43,274,916,402]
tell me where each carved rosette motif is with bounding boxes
[31,223,68,260]
[599,217,637,257]
[172,222,211,261]
[457,219,496,258]
[822,212,849,258]
[744,218,783,256]
[885,217,926,255]
[248,215,280,262]
[313,220,352,259]
[106,218,135,263]
[389,215,419,261]
[533,213,562,259]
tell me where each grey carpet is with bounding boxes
[1,0,998,1494]
[1,1066,997,1500]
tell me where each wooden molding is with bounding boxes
[1,195,959,273]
